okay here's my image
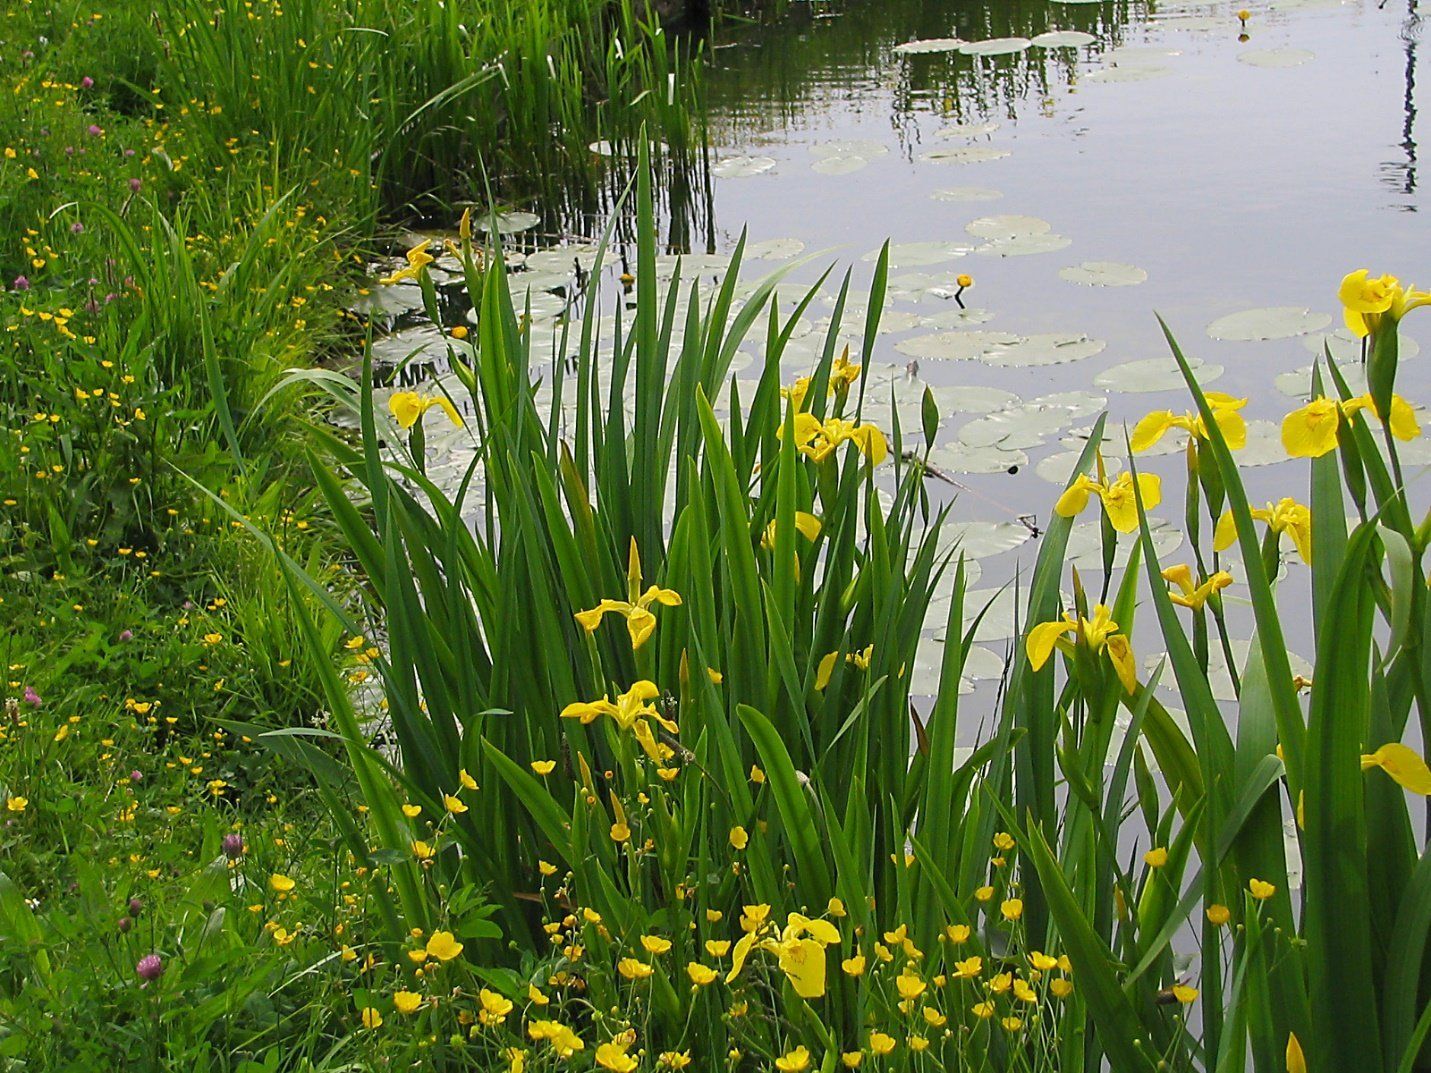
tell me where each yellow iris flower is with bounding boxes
[560,680,677,762]
[782,351,863,413]
[761,511,822,551]
[1161,564,1233,610]
[1026,604,1138,693]
[1360,742,1431,795]
[1130,392,1249,453]
[1213,497,1311,565]
[1281,393,1420,458]
[726,911,841,999]
[378,239,436,286]
[575,540,682,649]
[786,412,888,465]
[389,390,463,430]
[1339,269,1431,338]
[1054,470,1162,534]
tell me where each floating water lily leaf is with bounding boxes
[935,121,1002,139]
[810,138,888,160]
[1065,517,1184,570]
[939,586,1022,642]
[937,519,1036,559]
[959,408,1070,450]
[1093,356,1224,392]
[1235,418,1292,467]
[745,237,807,260]
[1085,64,1172,82]
[893,37,967,54]
[711,155,777,178]
[1206,305,1332,341]
[959,37,1032,56]
[1104,46,1182,64]
[919,146,1012,165]
[1275,362,1369,398]
[864,241,972,267]
[930,186,1004,201]
[1300,327,1419,362]
[1059,260,1148,286]
[975,233,1072,257]
[895,330,1021,361]
[1031,30,1098,47]
[919,306,996,329]
[1146,640,1313,703]
[985,332,1106,366]
[928,440,1030,474]
[965,214,1053,240]
[1155,14,1234,30]
[350,283,426,318]
[930,383,1022,414]
[1237,47,1315,67]
[524,244,612,274]
[1035,449,1123,485]
[477,210,540,235]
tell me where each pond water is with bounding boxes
[361,0,1427,723]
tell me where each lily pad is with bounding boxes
[928,440,1030,474]
[959,37,1032,56]
[919,306,997,329]
[745,237,806,260]
[477,210,540,235]
[1236,419,1292,467]
[893,37,967,54]
[983,332,1107,367]
[937,519,1037,559]
[1031,30,1098,47]
[1059,261,1148,286]
[930,186,1004,202]
[965,214,1053,240]
[1300,327,1418,362]
[1093,356,1223,393]
[974,233,1073,256]
[1238,47,1315,67]
[930,383,1022,414]
[919,146,1012,165]
[895,330,1022,362]
[1206,306,1332,341]
[864,241,972,267]
[934,121,1002,138]
[1036,449,1122,485]
[1085,64,1173,82]
[1274,361,1373,399]
[711,155,777,178]
[524,244,612,274]
[1065,517,1184,570]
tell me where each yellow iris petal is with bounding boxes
[777,938,828,999]
[1130,411,1174,453]
[815,652,839,691]
[389,392,424,430]
[1054,475,1095,518]
[1213,510,1238,552]
[1387,395,1421,441]
[1281,398,1341,459]
[1212,407,1248,450]
[1105,634,1137,694]
[1361,743,1431,795]
[1027,618,1076,671]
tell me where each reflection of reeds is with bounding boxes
[700,0,1140,143]
[149,0,707,229]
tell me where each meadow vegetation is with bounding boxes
[1,3,1429,1072]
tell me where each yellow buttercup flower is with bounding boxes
[617,957,654,980]
[1281,392,1420,458]
[379,239,435,286]
[1131,392,1248,453]
[1214,498,1312,564]
[1161,564,1233,610]
[1360,742,1431,795]
[574,540,682,649]
[1248,878,1276,900]
[727,912,841,999]
[1144,846,1169,868]
[393,990,423,1014]
[1026,604,1138,693]
[784,412,888,465]
[595,1041,638,1073]
[1055,470,1162,534]
[560,680,677,761]
[687,962,718,985]
[360,1006,383,1029]
[269,873,296,893]
[869,1032,897,1056]
[775,1046,811,1072]
[389,390,462,431]
[1172,984,1199,1004]
[479,988,514,1025]
[426,930,464,961]
[1338,269,1431,338]
[1206,903,1231,926]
